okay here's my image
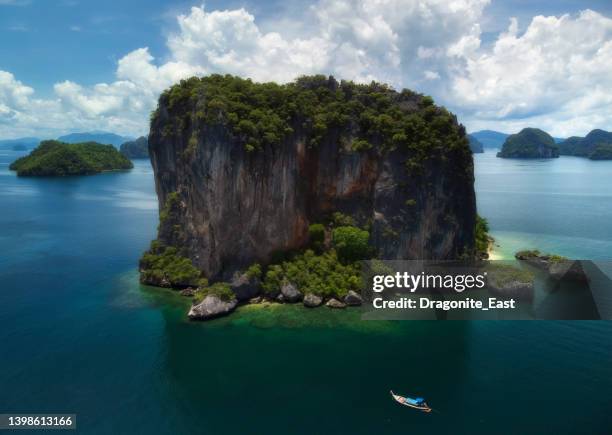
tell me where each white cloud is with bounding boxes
[447,10,612,136]
[0,1,611,139]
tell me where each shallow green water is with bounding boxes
[0,150,610,434]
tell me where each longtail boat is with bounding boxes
[390,390,432,412]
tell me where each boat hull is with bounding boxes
[390,391,432,412]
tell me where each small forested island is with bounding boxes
[497,128,559,158]
[468,134,484,153]
[139,74,479,320]
[558,129,612,160]
[10,140,133,176]
[120,136,149,159]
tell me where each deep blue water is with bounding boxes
[0,148,610,434]
[475,151,612,259]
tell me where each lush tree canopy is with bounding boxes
[154,74,470,169]
[10,140,133,176]
[497,128,559,158]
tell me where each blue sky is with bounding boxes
[1,0,611,139]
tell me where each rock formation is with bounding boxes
[142,74,476,284]
[497,128,559,159]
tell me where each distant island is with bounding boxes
[558,129,612,160]
[120,136,149,159]
[470,129,564,150]
[0,137,40,150]
[469,130,509,149]
[468,134,484,153]
[57,131,133,147]
[9,140,133,176]
[497,128,559,158]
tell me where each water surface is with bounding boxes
[0,149,610,434]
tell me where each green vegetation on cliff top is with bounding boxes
[10,140,133,176]
[153,74,470,169]
[497,128,559,158]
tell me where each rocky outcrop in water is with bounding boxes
[188,295,237,320]
[344,290,363,306]
[326,298,347,309]
[280,283,303,303]
[143,75,476,284]
[497,128,559,159]
[515,251,587,281]
[303,293,323,308]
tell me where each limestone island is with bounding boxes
[139,74,482,320]
[120,136,149,159]
[558,129,612,160]
[497,128,559,159]
[10,140,133,176]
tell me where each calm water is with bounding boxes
[0,148,610,434]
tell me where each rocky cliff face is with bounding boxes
[145,75,476,281]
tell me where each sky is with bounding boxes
[1,0,611,139]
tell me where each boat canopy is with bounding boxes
[405,397,426,406]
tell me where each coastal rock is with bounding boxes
[139,272,172,288]
[146,75,476,280]
[326,298,347,309]
[344,290,363,306]
[188,295,237,320]
[281,282,303,303]
[179,287,196,297]
[303,293,323,308]
[515,251,588,282]
[249,296,263,304]
[230,272,261,301]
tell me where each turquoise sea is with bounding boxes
[0,148,610,434]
